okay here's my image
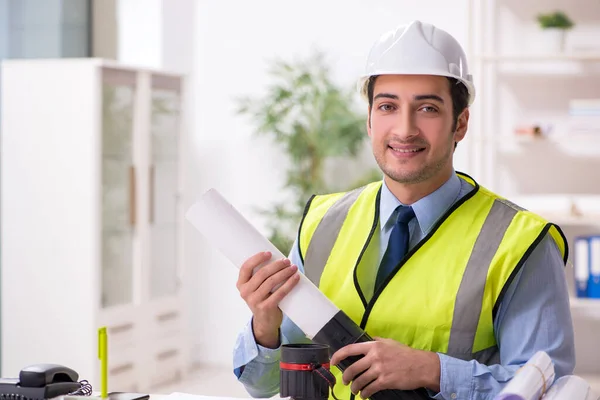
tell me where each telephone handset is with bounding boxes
[0,364,85,400]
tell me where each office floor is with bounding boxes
[152,366,600,399]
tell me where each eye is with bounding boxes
[377,104,395,112]
[420,106,438,113]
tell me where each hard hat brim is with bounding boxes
[357,72,476,106]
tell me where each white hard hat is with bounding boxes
[358,20,475,105]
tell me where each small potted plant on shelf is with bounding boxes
[536,11,574,53]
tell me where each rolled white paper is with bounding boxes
[543,375,596,400]
[494,351,555,400]
[185,188,339,338]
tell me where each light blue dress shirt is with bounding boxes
[231,171,576,400]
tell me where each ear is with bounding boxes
[453,108,469,143]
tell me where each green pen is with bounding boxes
[98,327,108,398]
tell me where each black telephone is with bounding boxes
[0,364,85,400]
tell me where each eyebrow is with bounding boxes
[374,93,445,104]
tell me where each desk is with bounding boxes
[62,392,253,400]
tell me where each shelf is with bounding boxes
[471,133,600,145]
[512,133,599,145]
[478,54,600,62]
[503,195,600,227]
[537,214,600,227]
[476,54,600,77]
[570,297,600,320]
[500,0,600,24]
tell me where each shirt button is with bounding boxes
[451,393,457,399]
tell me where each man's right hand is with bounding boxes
[236,251,300,349]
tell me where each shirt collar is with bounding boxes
[379,171,462,236]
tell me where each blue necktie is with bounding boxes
[375,206,415,289]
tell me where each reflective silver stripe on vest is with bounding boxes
[446,200,518,362]
[304,186,367,285]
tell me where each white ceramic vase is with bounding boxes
[537,28,566,53]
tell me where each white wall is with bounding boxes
[187,0,471,368]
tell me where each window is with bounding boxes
[0,0,92,59]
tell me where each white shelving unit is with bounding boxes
[0,59,189,392]
[467,0,600,375]
[467,0,600,231]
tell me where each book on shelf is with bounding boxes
[569,98,600,134]
[574,235,600,299]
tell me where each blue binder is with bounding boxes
[588,235,600,299]
[574,236,589,298]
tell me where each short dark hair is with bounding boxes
[366,75,469,132]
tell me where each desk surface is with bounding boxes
[73,392,252,400]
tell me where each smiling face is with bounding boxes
[367,74,469,193]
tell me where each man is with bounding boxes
[232,20,575,400]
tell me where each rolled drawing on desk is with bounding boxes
[494,351,555,400]
[185,188,429,400]
[542,375,597,400]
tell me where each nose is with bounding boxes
[392,106,418,140]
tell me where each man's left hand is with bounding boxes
[329,337,441,399]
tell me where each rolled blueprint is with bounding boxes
[185,188,429,400]
[185,188,338,338]
[543,375,597,400]
[494,351,555,400]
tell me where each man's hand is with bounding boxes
[330,337,441,399]
[236,251,300,349]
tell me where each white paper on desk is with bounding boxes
[165,392,253,400]
[185,188,339,339]
[543,376,597,400]
[494,351,555,400]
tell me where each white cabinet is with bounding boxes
[0,58,188,392]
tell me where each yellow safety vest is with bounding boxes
[297,172,568,400]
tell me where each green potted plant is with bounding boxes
[536,11,574,52]
[236,50,380,253]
